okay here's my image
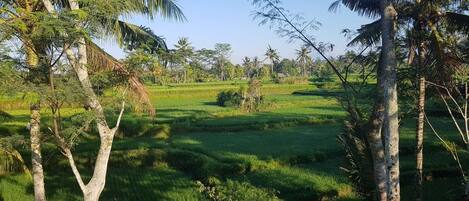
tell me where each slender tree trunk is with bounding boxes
[380,1,400,200]
[415,29,426,201]
[25,39,47,201]
[367,52,388,201]
[415,76,425,200]
[271,62,274,76]
[414,3,426,199]
[30,104,46,201]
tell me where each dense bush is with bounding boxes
[216,90,243,107]
[216,79,265,112]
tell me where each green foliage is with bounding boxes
[0,111,12,122]
[338,120,375,200]
[197,180,280,201]
[242,79,264,112]
[273,76,309,84]
[216,90,243,107]
[90,72,126,96]
[0,135,27,176]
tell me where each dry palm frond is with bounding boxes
[0,148,30,177]
[86,40,155,116]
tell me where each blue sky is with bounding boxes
[98,0,373,64]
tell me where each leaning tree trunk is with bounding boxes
[30,104,46,201]
[380,1,400,200]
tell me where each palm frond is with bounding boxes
[348,19,381,47]
[446,12,469,34]
[144,0,186,21]
[86,40,155,116]
[115,21,168,52]
[329,0,381,18]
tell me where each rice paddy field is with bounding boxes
[0,81,466,200]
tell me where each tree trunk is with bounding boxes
[415,76,425,201]
[271,63,274,76]
[30,104,46,201]
[82,135,114,201]
[42,0,120,200]
[65,35,115,201]
[367,51,388,201]
[380,1,400,200]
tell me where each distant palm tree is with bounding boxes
[242,56,253,78]
[252,57,262,78]
[296,46,312,77]
[265,45,280,76]
[175,37,194,82]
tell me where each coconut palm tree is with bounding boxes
[296,46,312,77]
[331,1,469,199]
[265,45,280,76]
[329,1,398,200]
[252,56,262,78]
[174,37,194,83]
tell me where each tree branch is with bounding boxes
[64,148,87,192]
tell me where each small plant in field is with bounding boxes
[197,179,280,201]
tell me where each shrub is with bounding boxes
[216,90,242,107]
[197,180,280,201]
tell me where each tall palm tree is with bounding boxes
[252,56,262,78]
[265,45,280,76]
[296,46,312,77]
[329,1,396,200]
[174,37,193,83]
[331,1,469,199]
[242,56,255,78]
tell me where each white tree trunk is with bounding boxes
[42,1,122,200]
[30,104,46,201]
[380,1,400,200]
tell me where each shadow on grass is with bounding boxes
[43,166,201,201]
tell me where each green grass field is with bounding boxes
[1,81,466,200]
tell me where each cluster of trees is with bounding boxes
[253,0,468,200]
[132,37,348,84]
